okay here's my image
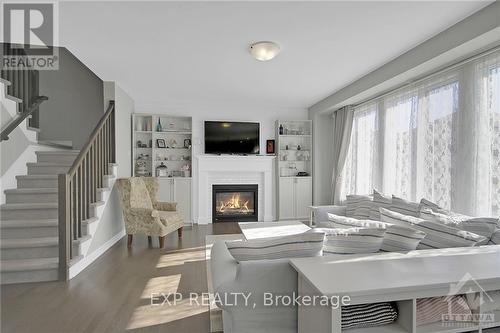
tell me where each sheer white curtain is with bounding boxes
[341,50,500,217]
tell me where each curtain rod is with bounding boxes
[352,44,500,109]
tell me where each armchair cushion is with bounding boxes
[129,178,153,210]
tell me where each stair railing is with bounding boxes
[58,101,115,280]
[1,45,41,128]
[0,96,48,141]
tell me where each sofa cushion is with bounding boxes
[419,208,497,242]
[342,302,398,330]
[390,195,420,217]
[315,227,385,254]
[345,195,373,219]
[380,208,486,249]
[325,213,426,252]
[225,232,325,261]
[129,178,153,210]
[369,190,392,220]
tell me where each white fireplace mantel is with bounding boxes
[194,155,275,224]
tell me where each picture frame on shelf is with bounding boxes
[266,139,275,154]
[156,139,166,148]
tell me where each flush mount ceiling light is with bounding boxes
[249,41,280,61]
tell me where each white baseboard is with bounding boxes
[69,228,126,279]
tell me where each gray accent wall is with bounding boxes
[38,47,104,149]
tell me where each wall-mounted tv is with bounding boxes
[204,121,260,155]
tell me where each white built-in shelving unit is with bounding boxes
[132,114,193,224]
[275,120,313,220]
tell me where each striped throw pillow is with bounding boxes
[326,213,426,252]
[419,198,442,211]
[342,302,398,329]
[379,208,486,249]
[226,232,325,261]
[369,190,392,220]
[345,195,373,219]
[390,195,420,217]
[419,208,497,242]
[417,296,471,326]
[488,228,500,245]
[315,227,385,254]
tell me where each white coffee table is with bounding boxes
[238,221,311,240]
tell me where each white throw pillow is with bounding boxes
[326,213,426,252]
[345,194,373,219]
[390,195,420,217]
[314,227,385,254]
[226,232,325,261]
[379,208,486,249]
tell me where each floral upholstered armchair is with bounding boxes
[116,177,184,248]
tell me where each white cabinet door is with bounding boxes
[295,177,312,219]
[279,178,295,220]
[157,178,174,202]
[174,178,192,223]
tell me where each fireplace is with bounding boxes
[212,184,258,222]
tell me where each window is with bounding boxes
[341,51,500,217]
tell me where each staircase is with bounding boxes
[0,74,117,284]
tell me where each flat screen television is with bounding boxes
[204,121,260,155]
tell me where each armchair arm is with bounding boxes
[154,201,177,211]
[313,205,347,224]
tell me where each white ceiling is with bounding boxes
[59,1,491,109]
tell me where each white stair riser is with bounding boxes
[1,208,58,220]
[28,165,71,175]
[17,177,58,188]
[1,226,58,238]
[37,154,78,164]
[1,269,58,284]
[6,192,58,203]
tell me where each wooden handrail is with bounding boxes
[0,96,48,142]
[58,100,116,280]
[67,101,115,177]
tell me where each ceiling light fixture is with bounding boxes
[249,41,280,61]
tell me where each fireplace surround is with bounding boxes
[212,184,258,222]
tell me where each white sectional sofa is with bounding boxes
[210,200,500,333]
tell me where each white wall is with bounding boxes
[136,102,308,223]
[104,82,134,178]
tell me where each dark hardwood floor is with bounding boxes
[1,223,241,333]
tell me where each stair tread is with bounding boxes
[35,150,80,155]
[1,203,58,210]
[1,236,58,248]
[16,175,58,179]
[0,257,58,272]
[27,162,73,166]
[1,219,58,228]
[4,188,57,194]
[82,217,98,225]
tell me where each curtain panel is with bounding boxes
[341,50,500,217]
[331,106,354,204]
